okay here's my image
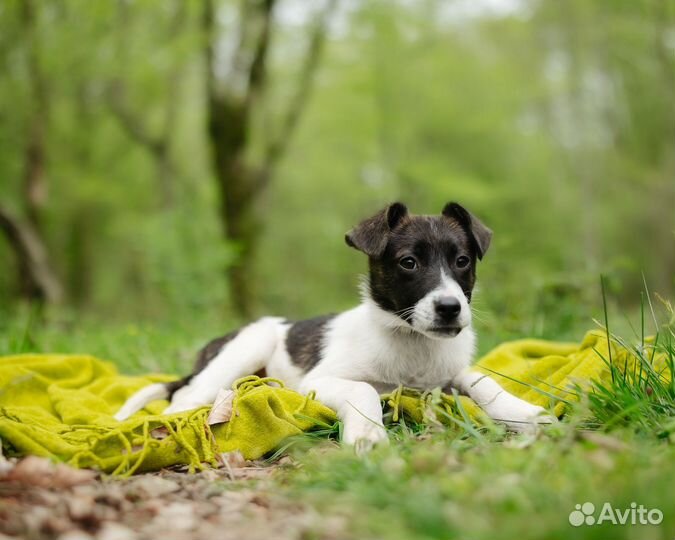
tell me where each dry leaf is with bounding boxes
[579,431,630,452]
[207,388,235,425]
[219,450,247,469]
[97,523,138,540]
[156,503,196,531]
[67,495,96,521]
[58,531,95,540]
[5,456,96,488]
[130,476,181,497]
[120,445,143,455]
[586,448,616,470]
[150,426,169,440]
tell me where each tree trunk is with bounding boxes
[3,0,64,305]
[0,206,63,303]
[203,0,334,317]
[207,97,260,317]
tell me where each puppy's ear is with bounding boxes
[442,202,492,259]
[345,202,408,257]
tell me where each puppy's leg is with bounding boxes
[164,317,282,415]
[452,369,554,432]
[300,376,387,452]
[114,383,170,421]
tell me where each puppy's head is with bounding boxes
[346,202,491,339]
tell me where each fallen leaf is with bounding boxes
[586,448,616,470]
[4,456,96,488]
[97,523,137,540]
[156,503,196,531]
[120,445,143,455]
[67,495,95,521]
[42,515,73,536]
[129,476,181,497]
[207,388,235,425]
[58,531,95,540]
[150,426,169,440]
[503,432,539,449]
[218,450,247,469]
[579,431,630,452]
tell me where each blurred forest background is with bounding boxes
[1,0,674,361]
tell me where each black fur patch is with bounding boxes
[346,203,491,324]
[166,329,240,399]
[285,315,335,371]
[368,216,478,320]
[195,330,241,372]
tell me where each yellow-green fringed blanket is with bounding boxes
[0,330,669,475]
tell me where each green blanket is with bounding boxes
[0,330,667,475]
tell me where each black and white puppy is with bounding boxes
[115,202,550,447]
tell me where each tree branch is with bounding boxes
[245,0,274,104]
[107,0,186,206]
[260,0,336,185]
[652,0,675,129]
[107,0,164,153]
[107,80,165,154]
[0,205,63,303]
[203,0,218,101]
[20,0,49,232]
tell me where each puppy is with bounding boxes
[115,202,550,448]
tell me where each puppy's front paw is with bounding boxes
[487,395,555,434]
[342,420,388,454]
[508,405,555,434]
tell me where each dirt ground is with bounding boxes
[0,455,345,540]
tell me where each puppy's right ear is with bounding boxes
[345,202,408,257]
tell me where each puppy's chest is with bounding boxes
[380,350,453,388]
[348,336,462,389]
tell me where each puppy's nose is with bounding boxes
[434,296,461,320]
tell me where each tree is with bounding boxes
[0,0,62,304]
[106,0,187,210]
[203,0,336,317]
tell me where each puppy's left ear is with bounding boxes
[345,202,408,258]
[442,202,492,260]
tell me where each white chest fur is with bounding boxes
[306,302,476,392]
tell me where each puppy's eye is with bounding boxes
[399,256,418,270]
[456,255,470,268]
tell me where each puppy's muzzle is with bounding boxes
[434,296,461,322]
[429,295,463,336]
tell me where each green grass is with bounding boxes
[267,291,674,540]
[0,302,233,375]
[277,429,673,540]
[1,291,673,539]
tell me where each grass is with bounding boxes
[274,289,675,540]
[1,289,673,539]
[277,431,673,540]
[0,303,230,375]
[579,284,675,439]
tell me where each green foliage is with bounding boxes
[1,0,673,326]
[1,5,673,536]
[581,292,675,438]
[278,432,674,540]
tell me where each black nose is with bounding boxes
[434,296,461,320]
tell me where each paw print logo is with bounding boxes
[569,502,596,527]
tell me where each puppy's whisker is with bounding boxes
[471,307,491,317]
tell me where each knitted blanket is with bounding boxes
[0,330,667,475]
